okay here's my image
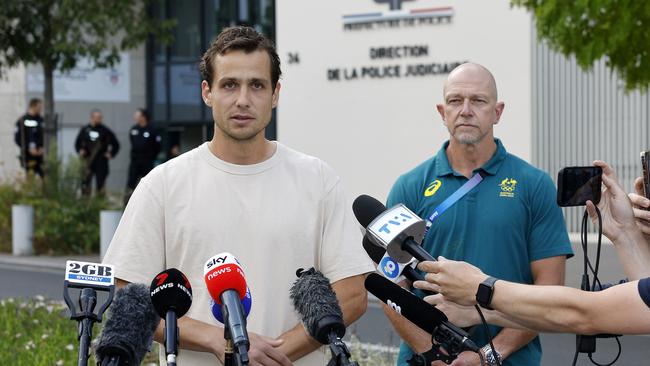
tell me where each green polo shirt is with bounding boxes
[388,139,573,366]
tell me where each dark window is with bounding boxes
[148,0,276,140]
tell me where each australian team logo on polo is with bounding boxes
[424,179,442,197]
[499,178,518,198]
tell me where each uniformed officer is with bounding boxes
[14,98,44,177]
[74,109,120,196]
[124,108,161,204]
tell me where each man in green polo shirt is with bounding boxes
[384,63,573,366]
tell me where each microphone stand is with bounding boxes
[165,310,179,366]
[223,326,235,366]
[407,322,479,365]
[222,305,249,366]
[325,333,359,366]
[77,288,97,366]
[63,281,114,366]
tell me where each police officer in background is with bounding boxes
[124,108,161,204]
[14,98,44,177]
[75,109,120,196]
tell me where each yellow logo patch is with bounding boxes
[499,178,518,198]
[424,180,442,197]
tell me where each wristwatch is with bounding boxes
[481,344,503,366]
[475,276,498,310]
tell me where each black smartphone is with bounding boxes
[557,166,602,207]
[642,151,650,208]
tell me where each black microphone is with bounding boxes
[353,195,435,263]
[363,235,427,283]
[291,268,358,366]
[364,273,479,354]
[150,268,193,366]
[95,283,161,366]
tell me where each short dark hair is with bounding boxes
[28,98,41,108]
[137,108,150,122]
[199,26,281,90]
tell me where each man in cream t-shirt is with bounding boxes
[103,26,374,366]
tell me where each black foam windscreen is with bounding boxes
[352,194,387,228]
[362,235,386,264]
[150,268,193,318]
[290,267,345,344]
[364,273,446,334]
[95,283,161,365]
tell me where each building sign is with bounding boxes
[327,45,465,81]
[27,53,130,102]
[343,1,453,31]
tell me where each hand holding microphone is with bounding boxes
[415,257,489,307]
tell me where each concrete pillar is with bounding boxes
[12,204,34,255]
[100,210,122,260]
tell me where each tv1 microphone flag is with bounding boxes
[353,195,434,263]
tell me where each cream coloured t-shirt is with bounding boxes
[103,142,375,366]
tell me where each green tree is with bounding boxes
[0,0,174,154]
[512,0,650,91]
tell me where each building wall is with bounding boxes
[532,29,650,232]
[0,65,27,181]
[276,0,533,202]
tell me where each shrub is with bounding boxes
[0,296,158,365]
[0,148,120,255]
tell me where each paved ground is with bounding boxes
[1,238,648,365]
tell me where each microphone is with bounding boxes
[353,195,435,263]
[63,260,115,366]
[150,268,193,366]
[363,235,426,283]
[364,273,479,357]
[291,268,359,366]
[95,283,161,366]
[203,253,250,363]
[210,286,252,323]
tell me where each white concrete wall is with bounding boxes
[0,65,27,181]
[276,0,532,202]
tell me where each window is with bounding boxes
[148,0,276,140]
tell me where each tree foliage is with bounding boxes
[0,0,174,73]
[0,0,174,152]
[512,0,650,91]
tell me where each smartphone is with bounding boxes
[642,151,650,207]
[557,166,602,207]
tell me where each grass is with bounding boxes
[0,296,158,365]
[0,297,397,365]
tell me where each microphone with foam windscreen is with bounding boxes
[204,253,249,364]
[365,273,478,363]
[291,267,359,366]
[149,268,193,366]
[353,195,435,263]
[95,283,161,366]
